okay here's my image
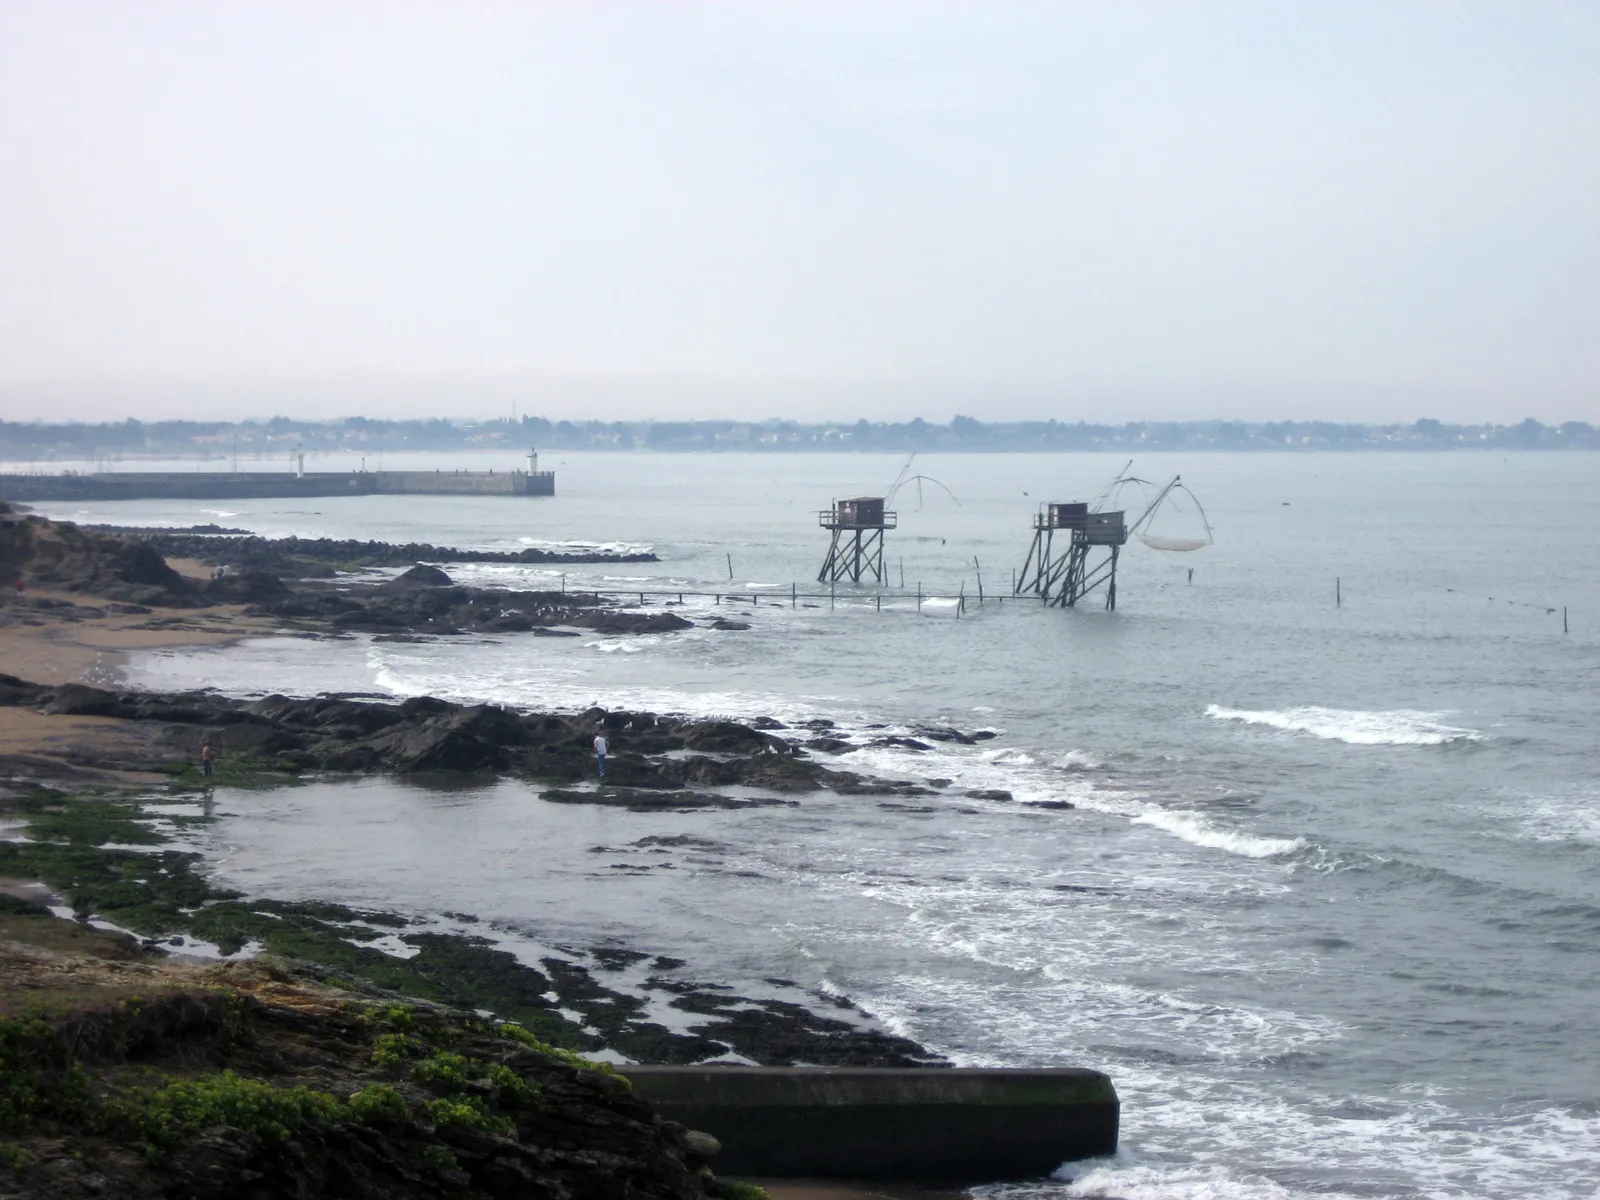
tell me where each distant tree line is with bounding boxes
[2,414,1596,461]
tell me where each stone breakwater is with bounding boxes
[93,529,660,575]
[240,566,698,637]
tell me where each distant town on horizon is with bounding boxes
[1,414,1596,461]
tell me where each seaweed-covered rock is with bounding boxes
[0,956,713,1200]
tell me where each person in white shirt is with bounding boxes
[593,733,608,778]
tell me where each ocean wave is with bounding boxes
[1131,810,1306,859]
[1206,704,1484,746]
[1031,1093,1600,1200]
[1051,1159,1303,1200]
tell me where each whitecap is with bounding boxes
[1206,704,1483,746]
[1131,810,1306,859]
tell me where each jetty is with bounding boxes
[0,450,555,502]
[627,1065,1119,1181]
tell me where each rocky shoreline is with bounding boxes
[0,506,1021,1196]
[0,776,944,1070]
[5,509,690,636]
[0,669,1004,1070]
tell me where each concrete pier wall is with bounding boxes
[625,1066,1118,1182]
[0,469,555,501]
[371,470,518,495]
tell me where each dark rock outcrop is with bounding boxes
[0,680,936,799]
[389,563,454,588]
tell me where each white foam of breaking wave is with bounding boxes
[367,641,865,731]
[516,537,654,556]
[981,746,1039,767]
[369,649,428,698]
[1050,1161,1308,1199]
[1052,750,1101,770]
[847,965,1343,1079]
[842,734,1309,866]
[1503,789,1600,845]
[1039,1088,1600,1200]
[1133,810,1306,859]
[947,989,1600,1200]
[1206,704,1483,746]
[1024,778,1305,864]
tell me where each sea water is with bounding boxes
[30,451,1600,1199]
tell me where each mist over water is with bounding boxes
[44,451,1600,1199]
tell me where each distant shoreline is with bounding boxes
[2,415,1596,460]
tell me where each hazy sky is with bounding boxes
[1,1,1596,424]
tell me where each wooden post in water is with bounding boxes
[900,558,905,588]
[792,583,797,608]
[1336,577,1341,607]
[1564,606,1569,633]
[958,581,965,618]
[830,580,835,609]
[876,593,881,612]
[727,553,734,582]
[975,557,984,605]
[917,582,922,612]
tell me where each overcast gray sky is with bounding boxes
[1,1,1595,424]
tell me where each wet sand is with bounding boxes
[0,586,272,687]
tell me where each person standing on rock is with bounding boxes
[200,743,215,780]
[593,732,608,779]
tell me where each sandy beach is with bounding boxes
[0,577,276,779]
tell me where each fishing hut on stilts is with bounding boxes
[1015,503,1129,609]
[818,497,896,584]
[1014,471,1214,610]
